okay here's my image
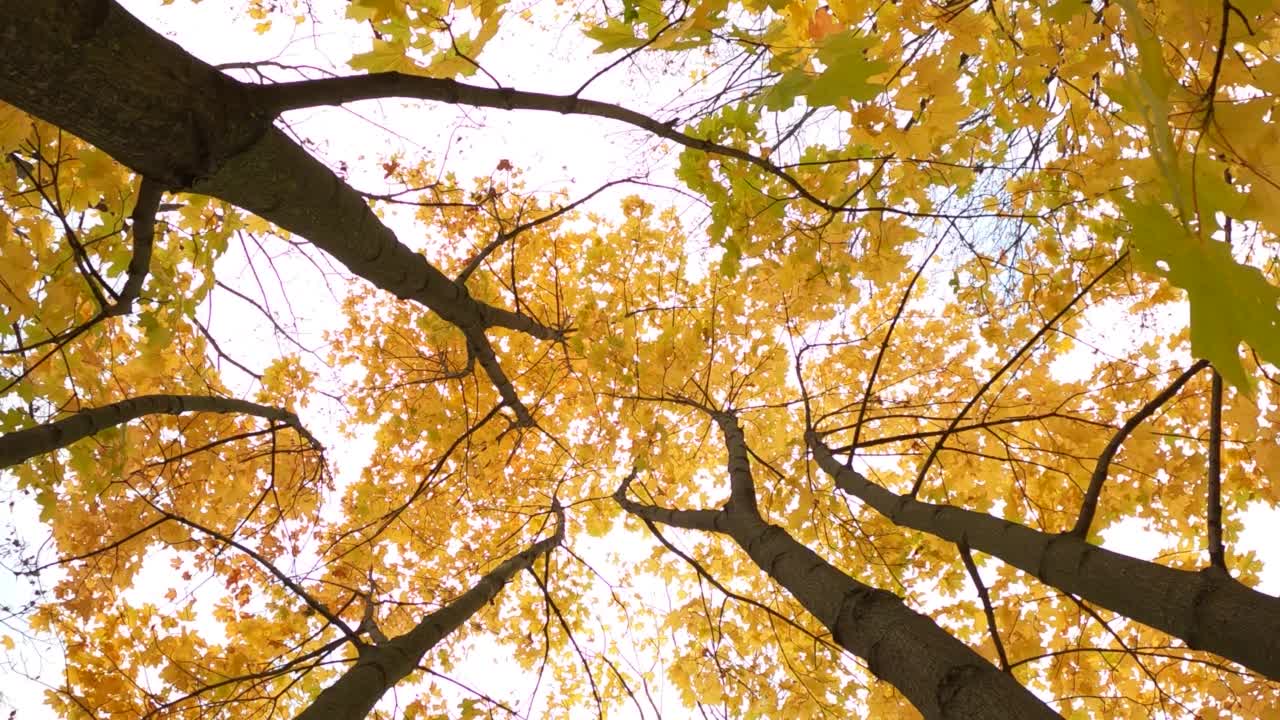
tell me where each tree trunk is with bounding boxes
[294,517,562,720]
[810,433,1280,681]
[0,0,554,419]
[616,415,1062,720]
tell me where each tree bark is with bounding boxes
[810,433,1280,681]
[616,415,1061,720]
[0,0,553,419]
[293,514,563,720]
[0,394,315,468]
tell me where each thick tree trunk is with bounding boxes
[720,511,1061,719]
[0,394,313,468]
[294,517,562,720]
[0,0,553,419]
[616,415,1061,720]
[810,434,1280,681]
[0,1,520,334]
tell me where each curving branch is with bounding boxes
[612,467,725,533]
[1072,359,1209,537]
[293,503,565,720]
[810,432,1280,681]
[105,175,164,317]
[0,393,319,469]
[252,74,840,213]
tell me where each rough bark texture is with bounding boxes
[0,394,312,468]
[617,416,1062,720]
[0,0,553,419]
[810,433,1280,681]
[293,521,562,720]
[720,512,1060,719]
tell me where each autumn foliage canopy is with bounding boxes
[2,0,1280,718]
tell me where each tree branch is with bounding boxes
[104,175,163,318]
[252,74,840,213]
[0,393,319,468]
[612,467,726,533]
[0,1,561,425]
[294,503,565,720]
[957,539,1010,672]
[167,512,359,645]
[714,412,759,516]
[1206,369,1226,570]
[1072,359,1208,537]
[810,431,1280,680]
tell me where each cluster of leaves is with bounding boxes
[2,0,1280,718]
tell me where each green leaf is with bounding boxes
[761,68,810,111]
[806,32,887,106]
[583,19,647,53]
[621,0,640,24]
[718,239,741,278]
[1123,199,1280,391]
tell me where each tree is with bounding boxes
[1,0,1278,717]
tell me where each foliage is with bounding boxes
[2,0,1280,718]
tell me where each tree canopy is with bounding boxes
[2,0,1279,717]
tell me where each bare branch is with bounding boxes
[913,252,1127,498]
[1072,359,1208,537]
[1206,369,1226,571]
[957,540,1010,672]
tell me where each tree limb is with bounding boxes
[810,431,1280,681]
[0,393,319,468]
[1072,359,1208,537]
[293,504,564,720]
[1206,369,1226,570]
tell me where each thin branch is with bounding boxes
[851,237,942,455]
[214,279,313,353]
[956,539,1010,671]
[455,177,639,284]
[166,512,359,644]
[1072,359,1208,537]
[912,252,1127,498]
[193,316,264,380]
[1206,369,1226,570]
[1200,0,1232,125]
[526,565,604,719]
